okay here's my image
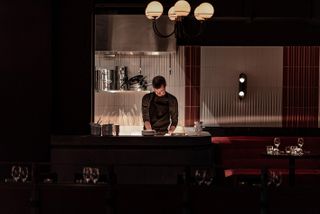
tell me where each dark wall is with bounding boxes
[0,0,94,161]
[96,0,320,45]
[0,0,52,161]
[52,0,93,135]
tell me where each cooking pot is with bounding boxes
[90,123,101,136]
[128,75,147,91]
[102,124,113,136]
[128,75,145,85]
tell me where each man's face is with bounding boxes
[154,85,166,97]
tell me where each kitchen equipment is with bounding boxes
[171,132,186,136]
[128,75,147,91]
[114,124,120,136]
[102,124,113,136]
[117,66,128,90]
[95,15,176,53]
[95,69,103,91]
[142,130,156,136]
[90,123,102,136]
[96,68,117,91]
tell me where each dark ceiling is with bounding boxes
[94,0,320,45]
[95,0,320,18]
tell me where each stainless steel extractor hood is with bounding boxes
[95,15,176,54]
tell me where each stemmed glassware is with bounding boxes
[297,137,304,149]
[273,137,281,153]
[297,137,304,154]
[20,167,29,183]
[10,166,29,183]
[11,166,21,182]
[194,169,214,186]
[91,168,100,184]
[195,170,206,185]
[82,167,100,184]
[82,167,92,184]
[267,170,282,187]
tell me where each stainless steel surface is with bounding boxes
[117,66,128,90]
[95,68,116,91]
[102,124,113,136]
[141,130,156,136]
[114,124,120,136]
[90,123,101,136]
[95,15,176,53]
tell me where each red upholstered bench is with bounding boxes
[211,136,320,181]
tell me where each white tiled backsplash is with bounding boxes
[94,47,185,126]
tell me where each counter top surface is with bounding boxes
[51,132,212,148]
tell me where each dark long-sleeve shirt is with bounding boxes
[142,92,178,132]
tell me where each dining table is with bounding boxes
[262,151,320,186]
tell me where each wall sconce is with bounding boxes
[238,73,247,99]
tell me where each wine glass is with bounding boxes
[91,168,100,184]
[11,166,21,182]
[20,167,29,183]
[297,138,304,149]
[273,137,281,153]
[273,171,282,187]
[82,167,92,184]
[194,169,206,186]
[194,170,202,185]
[267,170,282,187]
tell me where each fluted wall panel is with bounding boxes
[283,46,319,128]
[200,47,283,127]
[185,46,201,126]
[201,87,282,126]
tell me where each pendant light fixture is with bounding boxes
[145,0,214,38]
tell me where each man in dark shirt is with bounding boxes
[142,76,178,134]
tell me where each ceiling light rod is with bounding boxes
[145,0,214,38]
[152,20,176,38]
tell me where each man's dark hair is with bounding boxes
[152,75,166,89]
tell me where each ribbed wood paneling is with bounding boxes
[200,47,283,127]
[185,46,201,127]
[283,46,319,128]
[201,88,282,126]
[94,48,185,126]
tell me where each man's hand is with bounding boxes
[168,126,176,135]
[144,121,152,130]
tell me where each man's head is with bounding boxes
[152,75,166,97]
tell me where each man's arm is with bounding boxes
[144,121,152,130]
[142,94,152,130]
[169,95,178,133]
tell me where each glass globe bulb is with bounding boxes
[239,77,245,83]
[174,0,191,17]
[194,6,205,21]
[145,1,164,20]
[168,6,177,21]
[239,91,245,97]
[195,2,214,20]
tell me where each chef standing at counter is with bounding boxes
[142,76,178,135]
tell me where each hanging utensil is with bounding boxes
[138,55,142,74]
[169,53,172,75]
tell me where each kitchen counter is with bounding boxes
[51,132,212,148]
[50,133,215,184]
